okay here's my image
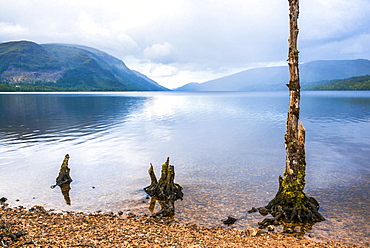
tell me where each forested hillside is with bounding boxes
[0,41,168,91]
[306,75,370,90]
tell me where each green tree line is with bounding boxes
[307,75,370,90]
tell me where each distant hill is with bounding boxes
[305,75,370,90]
[0,40,168,91]
[175,59,370,91]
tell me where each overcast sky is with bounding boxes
[1,0,369,89]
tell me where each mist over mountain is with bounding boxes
[0,40,168,91]
[175,59,370,91]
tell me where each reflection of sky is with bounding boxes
[0,91,369,245]
[300,91,370,189]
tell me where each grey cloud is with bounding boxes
[0,0,369,87]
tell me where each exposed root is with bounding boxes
[249,177,325,230]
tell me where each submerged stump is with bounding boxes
[144,157,183,217]
[51,154,73,189]
[51,154,72,205]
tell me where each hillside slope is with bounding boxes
[176,59,370,91]
[306,75,370,90]
[0,40,168,91]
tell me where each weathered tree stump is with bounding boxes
[144,157,183,217]
[261,0,324,226]
[51,154,73,188]
[51,154,72,205]
[247,0,325,229]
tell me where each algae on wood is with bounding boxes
[51,154,72,205]
[144,157,183,217]
[51,154,73,188]
[257,0,325,227]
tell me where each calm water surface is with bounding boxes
[0,91,369,246]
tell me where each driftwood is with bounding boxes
[144,157,183,217]
[51,154,72,205]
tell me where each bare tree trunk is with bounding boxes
[257,0,325,227]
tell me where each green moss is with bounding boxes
[297,169,305,179]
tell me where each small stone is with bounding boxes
[267,225,274,231]
[248,207,258,213]
[10,231,25,241]
[246,227,258,237]
[285,227,294,233]
[294,226,302,233]
[127,212,136,219]
[258,207,269,216]
[223,216,237,225]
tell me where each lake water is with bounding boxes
[0,91,369,246]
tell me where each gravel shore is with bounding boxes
[0,202,360,248]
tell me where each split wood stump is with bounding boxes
[144,157,183,217]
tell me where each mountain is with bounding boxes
[132,70,164,88]
[0,40,168,91]
[175,59,370,91]
[306,75,370,90]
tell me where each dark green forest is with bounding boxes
[305,75,370,90]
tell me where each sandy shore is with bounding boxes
[0,202,361,248]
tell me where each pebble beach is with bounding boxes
[0,201,360,248]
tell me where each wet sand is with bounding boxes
[0,202,360,248]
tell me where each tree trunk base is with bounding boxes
[255,176,325,228]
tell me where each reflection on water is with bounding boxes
[0,93,146,149]
[60,183,71,205]
[0,91,369,246]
